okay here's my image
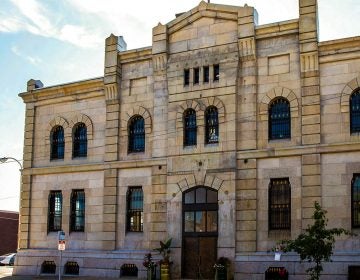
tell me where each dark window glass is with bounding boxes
[193,68,200,84]
[70,190,85,232]
[73,123,87,158]
[269,178,291,230]
[269,98,291,140]
[213,64,219,81]
[350,90,360,133]
[184,109,197,146]
[48,191,62,232]
[205,106,219,144]
[128,116,145,153]
[203,66,209,83]
[182,187,218,234]
[64,262,79,275]
[127,187,143,232]
[184,69,190,86]
[50,126,64,160]
[352,175,360,228]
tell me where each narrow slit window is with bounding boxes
[203,66,209,83]
[213,64,219,81]
[193,68,200,85]
[184,69,190,86]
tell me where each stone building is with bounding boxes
[14,0,360,279]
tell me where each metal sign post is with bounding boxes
[58,231,66,280]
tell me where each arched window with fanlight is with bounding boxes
[73,122,87,158]
[350,89,360,133]
[50,126,65,160]
[183,109,197,146]
[269,98,291,140]
[128,116,145,153]
[205,106,219,144]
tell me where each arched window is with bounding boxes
[269,98,291,140]
[205,106,219,144]
[184,109,197,146]
[50,126,64,160]
[73,123,87,158]
[126,187,143,232]
[70,190,85,232]
[128,116,145,153]
[350,89,360,133]
[268,178,291,230]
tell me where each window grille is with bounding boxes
[41,261,56,274]
[350,90,360,133]
[184,109,197,146]
[127,187,143,232]
[193,67,200,84]
[128,116,145,153]
[121,264,138,277]
[70,190,85,232]
[184,69,190,86]
[213,64,219,81]
[50,126,64,160]
[265,267,288,280]
[269,178,291,230]
[352,175,360,228]
[48,191,62,232]
[269,98,291,140]
[205,106,219,144]
[73,123,87,158]
[65,261,79,275]
[203,66,209,83]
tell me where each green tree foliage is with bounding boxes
[280,201,352,280]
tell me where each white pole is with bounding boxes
[59,250,62,280]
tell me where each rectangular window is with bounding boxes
[269,178,291,230]
[213,64,219,81]
[48,191,62,232]
[352,175,360,228]
[70,190,85,232]
[203,66,209,83]
[127,187,143,232]
[193,67,200,85]
[184,69,190,86]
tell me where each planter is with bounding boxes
[214,265,227,280]
[160,263,170,280]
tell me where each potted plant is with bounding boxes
[214,257,230,280]
[154,238,172,280]
[143,253,156,280]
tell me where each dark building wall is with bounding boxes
[0,211,19,255]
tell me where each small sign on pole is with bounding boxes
[58,240,66,251]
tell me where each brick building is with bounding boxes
[0,210,19,255]
[14,0,360,278]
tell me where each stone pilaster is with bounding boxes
[237,6,258,151]
[299,0,321,224]
[152,23,168,158]
[102,35,126,250]
[18,174,31,249]
[236,5,258,254]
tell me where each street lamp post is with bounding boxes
[0,157,23,170]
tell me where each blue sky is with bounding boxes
[0,0,359,211]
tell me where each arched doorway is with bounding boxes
[182,186,218,279]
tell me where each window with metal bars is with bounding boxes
[65,261,79,275]
[70,190,85,232]
[352,175,360,228]
[269,98,291,140]
[121,264,138,277]
[183,109,197,146]
[48,191,62,232]
[41,261,56,274]
[50,126,64,160]
[350,90,360,133]
[73,123,87,158]
[269,178,291,230]
[205,106,219,144]
[127,187,143,232]
[128,116,145,153]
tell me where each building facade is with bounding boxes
[15,0,360,279]
[0,210,19,255]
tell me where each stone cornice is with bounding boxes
[255,19,299,39]
[318,36,360,63]
[118,47,152,64]
[19,77,104,104]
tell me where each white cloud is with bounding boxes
[11,46,42,65]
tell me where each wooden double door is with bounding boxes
[182,187,218,279]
